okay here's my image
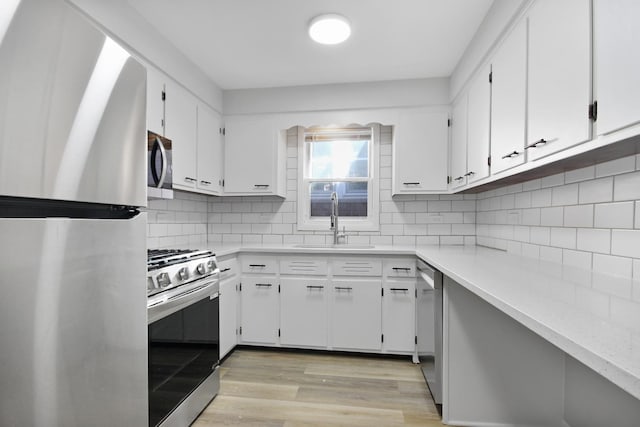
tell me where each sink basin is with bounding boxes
[293,244,375,249]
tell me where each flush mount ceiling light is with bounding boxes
[308,14,351,45]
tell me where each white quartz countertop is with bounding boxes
[201,243,640,399]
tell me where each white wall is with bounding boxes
[448,0,529,101]
[206,126,476,247]
[476,154,640,280]
[66,0,223,112]
[223,78,449,115]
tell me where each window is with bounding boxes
[297,125,379,231]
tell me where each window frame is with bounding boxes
[297,124,380,232]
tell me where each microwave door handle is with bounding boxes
[154,136,168,188]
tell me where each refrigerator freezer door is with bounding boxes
[0,213,147,427]
[0,0,146,207]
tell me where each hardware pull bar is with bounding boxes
[390,288,409,292]
[335,286,353,291]
[306,285,324,289]
[403,182,420,185]
[392,267,411,271]
[220,268,231,272]
[501,151,520,159]
[249,264,266,267]
[255,283,272,287]
[525,138,548,149]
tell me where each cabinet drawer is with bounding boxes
[332,258,382,276]
[217,257,238,280]
[241,256,277,274]
[384,259,416,278]
[280,258,328,276]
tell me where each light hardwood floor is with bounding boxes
[194,348,446,426]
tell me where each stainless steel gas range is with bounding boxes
[146,249,220,427]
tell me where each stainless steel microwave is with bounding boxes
[147,131,173,198]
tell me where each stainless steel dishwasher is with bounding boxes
[416,259,443,414]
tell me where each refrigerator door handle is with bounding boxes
[150,136,168,188]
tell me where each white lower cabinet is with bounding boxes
[382,280,416,353]
[239,276,279,345]
[280,277,328,347]
[219,276,238,359]
[330,279,382,351]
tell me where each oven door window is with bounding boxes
[148,294,219,426]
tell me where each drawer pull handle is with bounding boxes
[220,267,231,273]
[200,180,212,185]
[390,288,409,292]
[249,264,266,268]
[464,171,474,177]
[254,184,270,188]
[525,138,548,149]
[306,285,324,289]
[454,176,464,181]
[335,286,352,291]
[255,283,272,287]
[501,150,521,159]
[185,176,197,182]
[403,182,420,185]
[392,267,411,271]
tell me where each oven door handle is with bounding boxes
[150,136,168,188]
[148,279,218,324]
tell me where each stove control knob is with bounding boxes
[178,267,189,280]
[207,260,216,271]
[197,263,206,275]
[157,272,171,288]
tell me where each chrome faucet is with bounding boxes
[330,192,346,244]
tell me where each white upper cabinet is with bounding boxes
[594,0,640,135]
[466,64,491,183]
[450,95,468,190]
[392,109,449,194]
[526,0,592,161]
[146,67,165,136]
[196,103,223,195]
[164,81,197,191]
[223,116,287,197]
[490,20,527,175]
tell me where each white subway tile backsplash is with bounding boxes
[521,208,541,226]
[550,227,577,249]
[530,227,551,245]
[540,207,564,226]
[594,202,634,229]
[577,228,611,254]
[540,246,563,263]
[531,188,552,207]
[578,177,613,204]
[611,230,640,258]
[563,204,594,228]
[551,184,579,206]
[562,249,592,269]
[541,173,565,188]
[596,156,636,178]
[428,200,452,212]
[614,171,640,201]
[593,253,633,277]
[565,166,595,184]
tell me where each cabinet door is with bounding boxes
[240,276,279,344]
[224,116,282,195]
[450,96,468,190]
[527,0,591,160]
[466,65,491,183]
[393,110,449,194]
[220,277,238,359]
[382,281,416,353]
[280,277,328,347]
[491,20,527,174]
[594,0,640,135]
[165,82,197,190]
[330,279,382,351]
[146,68,165,135]
[196,103,223,195]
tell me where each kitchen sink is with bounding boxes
[293,244,375,249]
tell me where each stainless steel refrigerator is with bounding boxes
[0,0,148,425]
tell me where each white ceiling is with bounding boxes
[127,0,494,90]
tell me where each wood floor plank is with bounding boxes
[197,349,445,426]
